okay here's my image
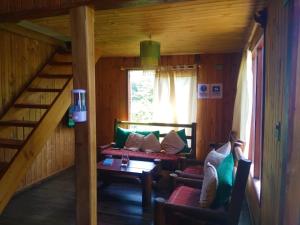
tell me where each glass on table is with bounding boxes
[121,154,129,167]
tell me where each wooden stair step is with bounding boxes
[38,74,72,79]
[48,61,72,66]
[0,120,38,127]
[14,103,50,109]
[0,138,23,149]
[27,88,63,92]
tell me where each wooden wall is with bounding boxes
[95,54,240,160]
[259,0,300,225]
[196,54,240,160]
[260,0,290,224]
[0,28,75,189]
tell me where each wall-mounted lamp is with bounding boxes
[72,89,87,122]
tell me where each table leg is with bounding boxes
[142,171,152,208]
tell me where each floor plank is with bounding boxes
[0,168,252,225]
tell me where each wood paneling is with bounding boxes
[260,0,290,224]
[95,55,196,146]
[196,54,240,160]
[0,28,75,190]
[0,0,89,21]
[0,0,200,22]
[95,54,240,161]
[31,0,266,57]
[282,1,300,224]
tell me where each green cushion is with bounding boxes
[213,153,234,207]
[114,127,160,148]
[114,127,132,148]
[177,129,190,153]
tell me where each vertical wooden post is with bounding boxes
[70,5,97,225]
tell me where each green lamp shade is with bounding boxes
[140,40,160,68]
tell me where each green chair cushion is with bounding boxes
[213,153,234,207]
[177,129,190,153]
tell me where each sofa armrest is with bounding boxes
[175,170,204,180]
[98,143,114,151]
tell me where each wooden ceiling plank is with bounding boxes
[26,0,267,57]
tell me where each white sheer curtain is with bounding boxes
[232,50,253,156]
[153,67,197,124]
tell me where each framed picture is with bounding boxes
[210,83,223,99]
[197,84,209,99]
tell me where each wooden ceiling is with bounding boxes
[31,0,266,57]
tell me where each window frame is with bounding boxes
[249,35,265,201]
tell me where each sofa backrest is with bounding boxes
[114,119,197,158]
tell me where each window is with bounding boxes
[128,67,197,124]
[128,70,155,122]
[249,36,264,196]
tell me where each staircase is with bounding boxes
[0,49,73,213]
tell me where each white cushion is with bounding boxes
[141,133,161,153]
[124,133,144,151]
[199,162,218,208]
[204,149,227,173]
[161,130,185,154]
[216,141,231,155]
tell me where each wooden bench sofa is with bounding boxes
[98,120,197,170]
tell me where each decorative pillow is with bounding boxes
[204,150,227,174]
[216,141,231,155]
[213,153,234,207]
[161,130,185,154]
[141,133,161,153]
[124,133,144,151]
[136,130,160,140]
[114,127,160,148]
[199,162,218,208]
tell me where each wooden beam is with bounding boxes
[70,6,97,225]
[0,0,192,22]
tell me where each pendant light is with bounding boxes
[140,35,160,68]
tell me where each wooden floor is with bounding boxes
[0,168,252,225]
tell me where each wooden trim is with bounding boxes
[70,5,97,225]
[116,120,194,128]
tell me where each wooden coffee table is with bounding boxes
[97,158,158,208]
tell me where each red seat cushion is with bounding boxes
[168,186,201,207]
[183,165,204,175]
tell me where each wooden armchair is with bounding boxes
[173,138,245,181]
[154,149,251,225]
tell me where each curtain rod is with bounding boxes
[120,64,200,71]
